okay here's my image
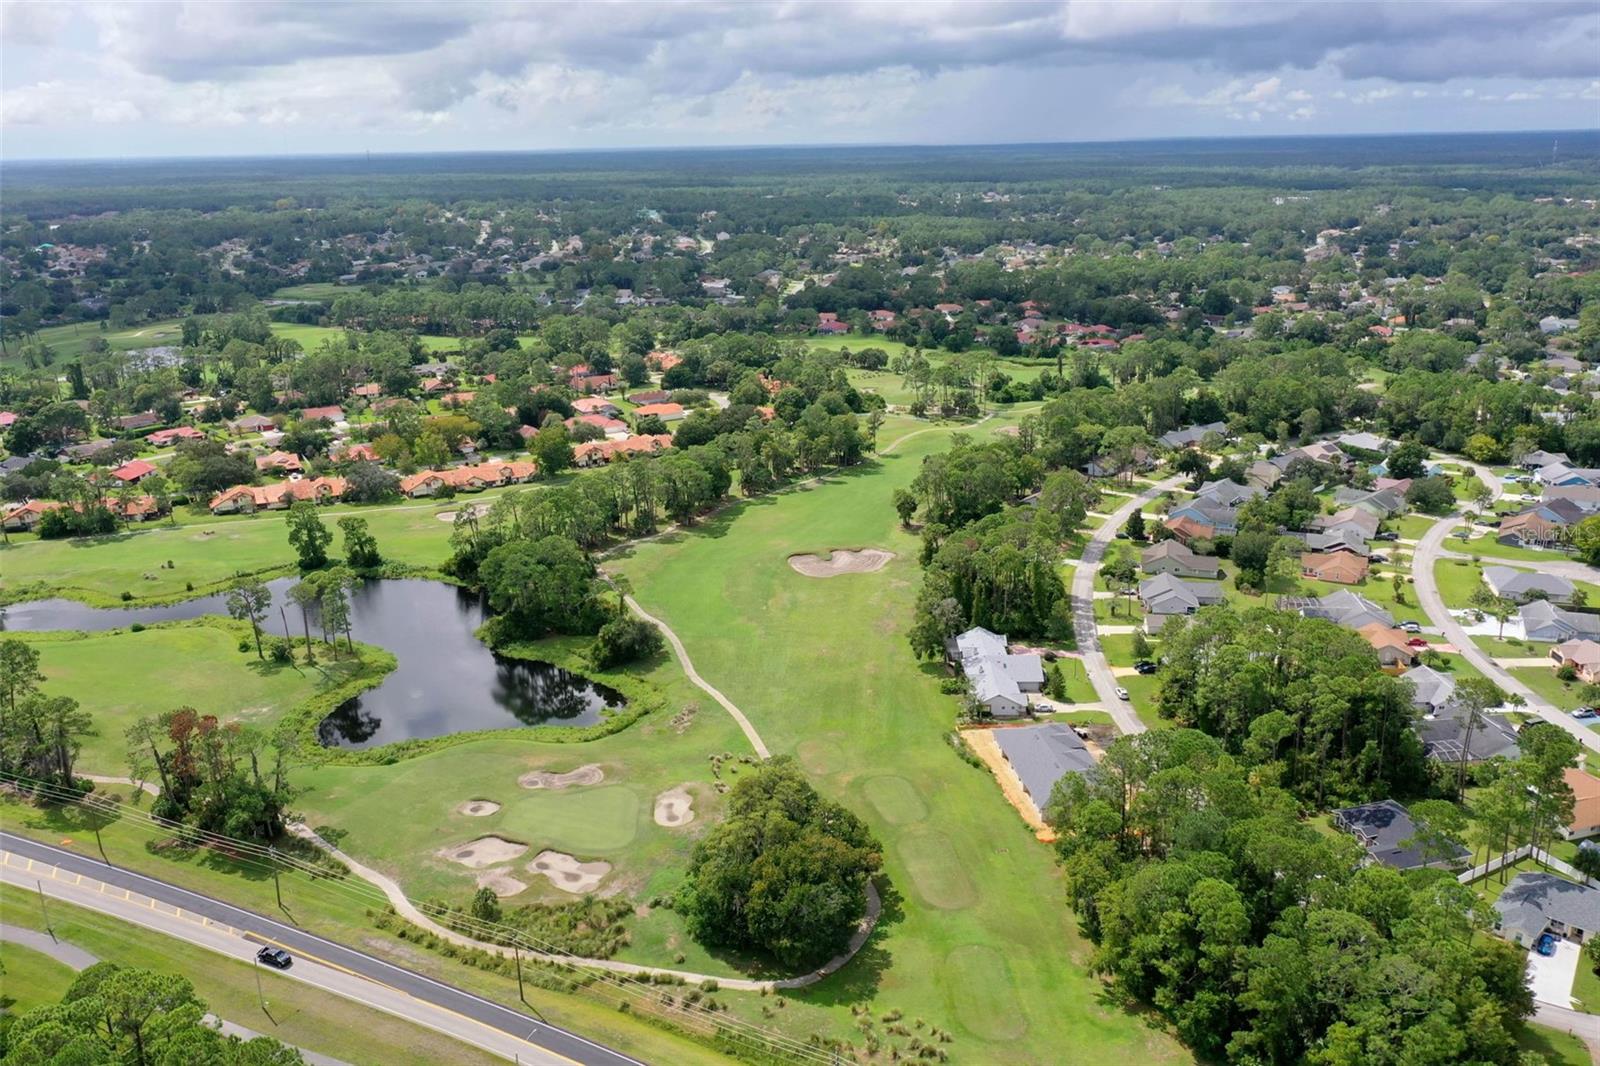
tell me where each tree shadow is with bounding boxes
[782,878,905,1008]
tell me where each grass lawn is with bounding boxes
[1572,956,1600,1013]
[1093,594,1144,625]
[1453,534,1581,565]
[270,282,351,300]
[1047,657,1101,705]
[1392,515,1439,540]
[268,322,459,354]
[1476,636,1547,658]
[1254,572,1428,626]
[1117,673,1168,730]
[0,883,504,1065]
[0,940,79,1017]
[12,620,371,774]
[1100,632,1157,668]
[1433,557,1489,609]
[12,318,185,365]
[1520,1023,1594,1066]
[609,415,1189,1064]
[1508,667,1589,711]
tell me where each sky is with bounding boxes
[2,0,1598,160]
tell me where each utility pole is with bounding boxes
[514,944,525,1004]
[37,880,53,940]
[269,846,282,909]
[254,953,266,1012]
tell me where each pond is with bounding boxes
[1,579,627,749]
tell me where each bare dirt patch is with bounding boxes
[653,786,696,828]
[787,548,895,578]
[439,836,528,869]
[528,850,611,894]
[960,729,1056,843]
[435,502,492,524]
[518,764,604,790]
[456,799,501,817]
[476,869,527,897]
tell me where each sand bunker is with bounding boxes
[439,836,528,869]
[476,870,527,897]
[435,502,492,524]
[654,786,696,828]
[456,799,501,817]
[518,765,604,790]
[787,548,895,578]
[529,850,611,894]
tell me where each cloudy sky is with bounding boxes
[3,1,1598,159]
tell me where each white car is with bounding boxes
[1114,686,1130,701]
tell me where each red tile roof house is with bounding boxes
[645,351,682,371]
[1,499,65,532]
[113,411,161,432]
[330,442,378,463]
[300,405,346,423]
[229,414,277,435]
[572,434,674,468]
[567,414,630,439]
[571,373,620,395]
[0,412,18,428]
[208,476,348,514]
[440,391,477,407]
[633,402,686,423]
[398,461,537,498]
[420,378,451,394]
[815,312,849,335]
[110,459,158,484]
[351,383,382,399]
[255,450,303,475]
[146,426,205,447]
[572,396,621,417]
[627,390,670,405]
[869,309,897,329]
[108,494,164,522]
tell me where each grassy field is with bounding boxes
[610,412,1189,1064]
[1509,667,1591,711]
[1453,533,1580,564]
[0,883,505,1065]
[268,322,460,354]
[270,282,351,300]
[797,337,1060,407]
[11,318,185,365]
[12,620,369,773]
[0,939,79,1017]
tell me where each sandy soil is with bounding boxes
[456,800,501,817]
[529,850,611,894]
[960,729,1057,843]
[653,786,696,828]
[518,764,604,790]
[436,502,493,524]
[787,548,896,578]
[476,869,527,897]
[439,836,529,869]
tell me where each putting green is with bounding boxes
[896,829,977,910]
[946,944,1029,1041]
[496,785,641,853]
[860,774,928,826]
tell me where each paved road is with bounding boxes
[1412,517,1600,756]
[1532,1003,1600,1060]
[0,833,641,1066]
[1069,478,1183,735]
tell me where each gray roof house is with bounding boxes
[1522,450,1571,471]
[1245,460,1283,491]
[1141,540,1221,579]
[1481,565,1575,604]
[1493,872,1600,945]
[1402,665,1456,712]
[1519,600,1600,643]
[1287,589,1395,631]
[947,627,1045,718]
[1335,432,1396,454]
[1332,799,1468,870]
[1417,709,1521,764]
[1157,422,1227,450]
[1196,479,1266,507]
[1333,486,1405,518]
[993,723,1098,808]
[1301,529,1371,557]
[1311,507,1381,539]
[1139,573,1225,632]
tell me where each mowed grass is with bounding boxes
[11,318,185,364]
[1509,667,1591,711]
[610,413,1189,1064]
[13,622,364,774]
[0,494,477,606]
[0,940,79,1016]
[268,322,460,354]
[292,642,746,910]
[0,883,505,1066]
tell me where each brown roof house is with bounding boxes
[1301,551,1370,585]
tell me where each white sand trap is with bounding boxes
[518,764,604,790]
[529,850,611,894]
[436,502,492,523]
[477,869,526,897]
[654,786,696,828]
[787,548,895,578]
[457,799,501,817]
[439,836,527,869]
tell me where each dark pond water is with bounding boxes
[1,579,626,749]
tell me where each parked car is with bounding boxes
[1114,686,1130,701]
[1399,621,1422,633]
[1370,553,1388,564]
[255,946,292,969]
[1374,531,1400,541]
[1534,933,1558,957]
[1133,660,1158,675]
[1406,637,1429,647]
[1573,707,1599,721]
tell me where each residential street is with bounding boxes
[0,834,641,1066]
[1070,477,1183,735]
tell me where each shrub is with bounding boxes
[129,623,145,633]
[589,615,664,669]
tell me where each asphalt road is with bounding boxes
[0,832,643,1066]
[1070,477,1183,735]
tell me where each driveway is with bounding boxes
[1527,937,1582,1007]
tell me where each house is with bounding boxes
[1534,462,1600,488]
[1522,450,1571,471]
[1166,498,1239,536]
[568,414,630,440]
[1140,540,1220,579]
[1245,460,1283,491]
[814,312,849,335]
[993,723,1098,808]
[1521,600,1600,643]
[1498,508,1568,549]
[111,411,160,432]
[1138,573,1225,632]
[398,461,538,498]
[1290,597,1394,639]
[1492,873,1600,946]
[633,402,687,423]
[1195,480,1265,507]
[946,626,1045,718]
[1374,476,1414,495]
[571,396,620,418]
[109,459,158,484]
[1301,551,1370,585]
[1273,441,1349,470]
[145,426,203,447]
[1333,799,1467,870]
[1561,769,1600,840]
[0,499,64,532]
[229,414,276,434]
[1312,507,1380,539]
[106,494,164,523]
[301,405,345,423]
[1549,639,1600,682]
[330,442,377,464]
[627,390,670,405]
[1402,665,1457,713]
[1084,447,1155,479]
[1157,422,1227,450]
[351,383,382,399]
[1541,484,1600,510]
[570,373,620,394]
[1163,514,1218,544]
[571,434,674,468]
[255,450,303,475]
[1334,432,1396,455]
[1301,529,1370,556]
[1332,486,1405,518]
[1482,566,1575,604]
[1359,623,1419,667]
[207,477,347,514]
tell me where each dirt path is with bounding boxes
[960,730,1056,842]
